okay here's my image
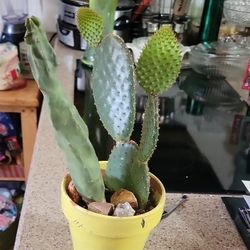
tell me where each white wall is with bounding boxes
[28,0,59,32]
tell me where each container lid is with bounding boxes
[117,0,135,9]
[190,41,250,58]
[2,21,26,35]
[61,0,88,6]
[147,21,159,33]
[174,21,185,33]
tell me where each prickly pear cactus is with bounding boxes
[25,14,182,210]
[25,16,105,202]
[76,8,103,48]
[136,26,181,95]
[91,34,135,142]
[105,141,150,208]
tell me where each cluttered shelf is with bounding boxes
[0,80,41,182]
[0,164,25,181]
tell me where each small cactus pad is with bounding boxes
[91,33,135,141]
[136,26,181,95]
[105,141,138,191]
[126,160,150,209]
[105,141,150,208]
[76,7,103,48]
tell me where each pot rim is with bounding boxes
[61,170,166,221]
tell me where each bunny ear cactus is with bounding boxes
[76,0,118,47]
[90,28,181,208]
[91,34,135,141]
[25,14,181,210]
[25,16,105,202]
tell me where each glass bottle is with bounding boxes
[199,0,224,42]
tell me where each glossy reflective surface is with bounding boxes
[75,69,250,194]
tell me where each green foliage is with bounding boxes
[126,159,150,209]
[136,26,181,95]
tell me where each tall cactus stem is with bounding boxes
[25,16,105,202]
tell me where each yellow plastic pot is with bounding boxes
[61,161,166,250]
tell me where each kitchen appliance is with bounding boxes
[0,0,27,48]
[59,0,88,26]
[57,0,88,50]
[57,17,87,50]
[57,0,136,49]
[149,0,173,15]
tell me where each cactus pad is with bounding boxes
[25,17,105,202]
[105,141,150,208]
[136,26,181,95]
[91,33,135,141]
[76,7,103,48]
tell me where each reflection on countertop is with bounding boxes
[75,68,250,195]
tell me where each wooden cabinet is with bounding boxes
[0,80,41,181]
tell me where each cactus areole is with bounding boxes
[25,10,181,209]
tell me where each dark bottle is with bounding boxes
[199,0,224,42]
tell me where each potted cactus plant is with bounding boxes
[24,1,181,249]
